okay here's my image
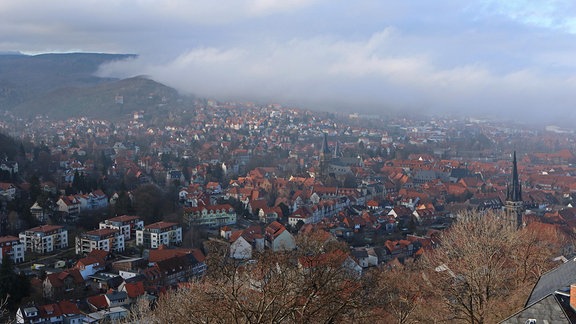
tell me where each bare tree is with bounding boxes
[126,239,366,323]
[422,211,555,323]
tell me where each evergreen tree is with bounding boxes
[0,257,30,312]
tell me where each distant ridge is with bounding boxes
[0,52,138,115]
[14,75,181,119]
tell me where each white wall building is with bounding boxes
[136,221,182,249]
[0,235,25,263]
[19,225,68,254]
[99,215,143,240]
[75,228,125,255]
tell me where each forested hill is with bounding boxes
[0,52,185,119]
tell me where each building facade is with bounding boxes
[99,215,143,240]
[76,228,125,255]
[183,204,237,227]
[0,235,25,263]
[19,225,68,254]
[136,222,182,249]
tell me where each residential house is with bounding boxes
[16,301,83,324]
[84,306,128,322]
[73,250,108,279]
[0,182,16,200]
[87,272,124,292]
[119,280,146,304]
[0,235,25,264]
[351,248,376,268]
[99,215,143,240]
[148,247,207,278]
[230,226,264,259]
[105,290,129,308]
[258,206,283,224]
[288,207,314,226]
[56,195,81,220]
[136,221,182,249]
[75,228,125,255]
[29,202,50,223]
[42,269,84,300]
[264,221,296,252]
[19,225,68,254]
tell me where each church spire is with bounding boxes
[505,151,524,229]
[321,132,330,156]
[507,151,522,202]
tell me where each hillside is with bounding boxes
[13,76,181,119]
[0,52,187,119]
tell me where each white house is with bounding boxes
[264,222,296,252]
[229,226,264,259]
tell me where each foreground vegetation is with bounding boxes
[123,212,557,324]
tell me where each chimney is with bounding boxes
[570,284,576,310]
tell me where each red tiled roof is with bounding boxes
[0,235,20,245]
[87,294,109,310]
[26,224,64,233]
[145,221,178,230]
[124,281,145,298]
[107,215,141,222]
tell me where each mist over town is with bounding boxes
[3,1,576,323]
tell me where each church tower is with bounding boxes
[319,133,330,179]
[505,151,524,229]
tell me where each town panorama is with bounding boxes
[1,78,576,322]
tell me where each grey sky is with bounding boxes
[2,0,576,123]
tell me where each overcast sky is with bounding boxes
[2,0,576,124]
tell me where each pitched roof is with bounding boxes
[87,294,109,310]
[124,281,145,299]
[502,293,576,323]
[149,247,205,263]
[526,258,576,307]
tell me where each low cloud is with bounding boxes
[98,27,576,124]
[3,0,576,124]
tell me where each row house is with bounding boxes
[16,301,83,324]
[183,204,237,227]
[99,215,144,240]
[19,225,68,254]
[136,221,182,249]
[0,235,25,263]
[152,252,206,286]
[149,247,207,278]
[76,228,125,255]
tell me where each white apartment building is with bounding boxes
[99,215,143,240]
[19,225,68,254]
[76,228,125,255]
[0,235,25,263]
[136,221,182,249]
